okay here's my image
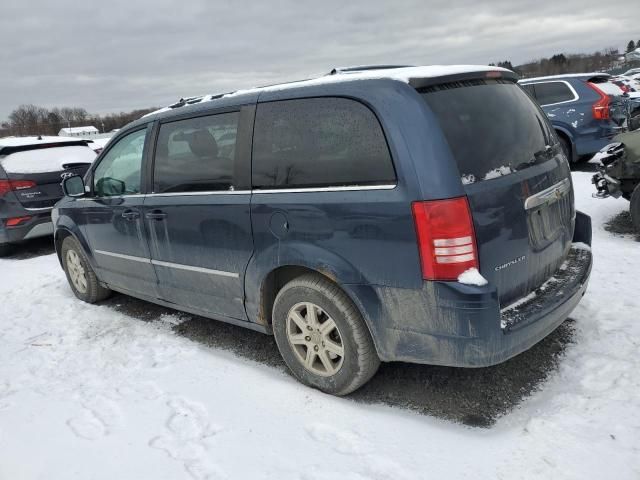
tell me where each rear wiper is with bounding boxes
[62,162,92,169]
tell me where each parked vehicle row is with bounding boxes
[0,136,95,255]
[519,73,638,164]
[622,68,640,80]
[51,65,592,395]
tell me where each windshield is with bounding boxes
[420,79,557,183]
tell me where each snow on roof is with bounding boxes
[143,65,512,117]
[88,137,112,148]
[59,126,99,134]
[256,64,512,92]
[0,135,86,149]
[520,72,610,82]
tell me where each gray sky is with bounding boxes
[1,0,638,120]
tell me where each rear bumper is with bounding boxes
[0,213,53,245]
[353,212,592,367]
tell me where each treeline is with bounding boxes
[517,48,625,78]
[491,38,640,78]
[0,104,158,137]
[626,39,640,53]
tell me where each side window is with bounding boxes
[521,83,536,99]
[93,128,146,197]
[153,112,239,193]
[252,97,396,189]
[533,82,575,106]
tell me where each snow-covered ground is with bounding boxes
[1,172,639,479]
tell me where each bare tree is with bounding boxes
[2,104,158,138]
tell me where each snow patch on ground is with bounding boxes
[0,172,639,479]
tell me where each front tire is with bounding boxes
[61,236,111,303]
[559,136,572,162]
[630,184,640,232]
[272,273,380,395]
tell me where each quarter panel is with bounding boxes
[245,186,423,324]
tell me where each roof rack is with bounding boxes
[328,65,414,75]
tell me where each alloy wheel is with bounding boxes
[286,302,345,377]
[66,249,88,294]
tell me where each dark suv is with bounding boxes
[519,74,629,162]
[53,66,593,395]
[0,136,95,255]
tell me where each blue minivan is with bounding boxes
[54,65,592,395]
[519,74,629,162]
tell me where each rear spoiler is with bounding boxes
[409,70,519,90]
[0,140,91,156]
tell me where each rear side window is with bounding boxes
[530,81,575,105]
[420,80,556,183]
[252,97,395,189]
[520,83,535,98]
[153,112,239,193]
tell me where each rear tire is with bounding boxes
[61,236,111,303]
[630,184,640,232]
[272,273,380,396]
[0,244,13,257]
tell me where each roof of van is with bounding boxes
[519,73,611,83]
[142,65,513,119]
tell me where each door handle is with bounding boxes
[146,210,167,220]
[121,210,140,220]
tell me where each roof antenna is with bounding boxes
[37,134,42,140]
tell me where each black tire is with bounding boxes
[0,243,13,257]
[631,184,640,232]
[61,236,111,303]
[559,136,572,162]
[272,273,380,395]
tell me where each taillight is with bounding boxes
[587,82,611,120]
[5,216,32,227]
[0,180,36,197]
[411,197,479,281]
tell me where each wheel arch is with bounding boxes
[250,263,383,358]
[54,225,95,270]
[553,127,574,161]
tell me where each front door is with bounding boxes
[143,109,254,319]
[83,126,158,298]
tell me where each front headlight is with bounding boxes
[51,207,59,225]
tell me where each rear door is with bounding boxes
[0,143,94,210]
[420,79,575,306]
[143,107,254,320]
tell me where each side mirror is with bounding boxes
[62,175,86,197]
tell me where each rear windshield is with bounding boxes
[0,145,96,174]
[420,79,556,183]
